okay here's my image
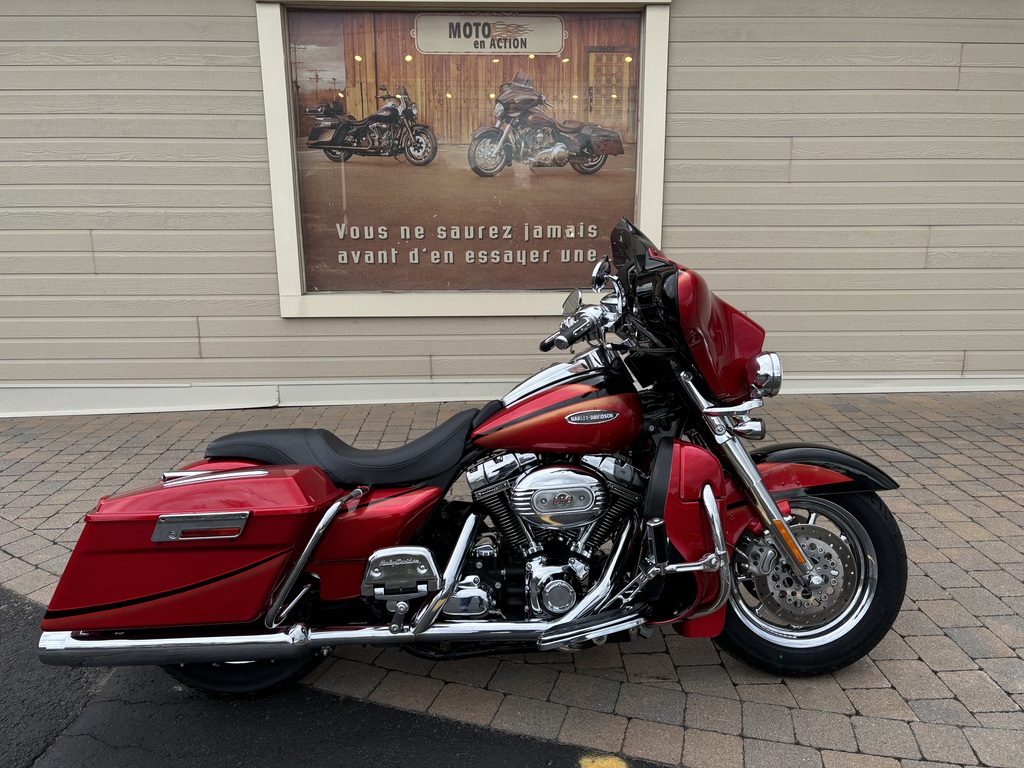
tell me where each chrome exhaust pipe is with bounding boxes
[39,623,312,667]
[39,619,557,668]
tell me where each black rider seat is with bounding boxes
[205,401,503,487]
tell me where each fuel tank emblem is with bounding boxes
[565,410,619,425]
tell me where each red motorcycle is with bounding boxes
[39,219,907,695]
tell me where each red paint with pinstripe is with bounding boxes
[471,383,642,453]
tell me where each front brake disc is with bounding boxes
[746,525,857,627]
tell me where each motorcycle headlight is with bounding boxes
[411,104,418,116]
[494,102,504,119]
[752,352,783,398]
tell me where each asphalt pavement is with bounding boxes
[3,585,659,768]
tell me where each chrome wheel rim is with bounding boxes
[730,496,878,648]
[407,131,431,161]
[473,139,505,172]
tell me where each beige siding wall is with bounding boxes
[1,0,1022,413]
[667,1,1024,381]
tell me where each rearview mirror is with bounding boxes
[591,258,611,292]
[562,289,583,317]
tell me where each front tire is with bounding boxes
[162,652,327,696]
[716,492,906,676]
[570,153,607,174]
[468,134,509,177]
[404,126,437,166]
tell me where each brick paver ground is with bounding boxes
[3,392,1023,767]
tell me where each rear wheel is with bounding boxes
[162,651,328,696]
[570,153,607,174]
[324,148,352,162]
[716,492,906,676]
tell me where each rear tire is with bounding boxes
[324,148,352,163]
[570,153,607,174]
[716,492,906,676]
[162,651,327,696]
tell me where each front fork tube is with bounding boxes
[678,373,825,590]
[491,123,513,160]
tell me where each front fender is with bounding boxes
[752,443,899,492]
[470,126,502,141]
[723,443,898,543]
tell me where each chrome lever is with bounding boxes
[703,399,763,417]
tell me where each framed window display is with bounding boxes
[256,0,670,317]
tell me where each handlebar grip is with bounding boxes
[539,333,559,352]
[552,333,574,351]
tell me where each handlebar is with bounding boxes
[538,313,598,352]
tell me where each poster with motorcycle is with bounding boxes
[288,9,641,292]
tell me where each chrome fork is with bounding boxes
[678,372,824,590]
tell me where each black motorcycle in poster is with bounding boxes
[305,85,437,166]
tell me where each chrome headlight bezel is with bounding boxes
[493,101,504,119]
[752,352,783,398]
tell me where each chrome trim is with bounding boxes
[361,546,441,603]
[678,371,821,588]
[151,511,249,543]
[537,612,646,651]
[501,361,596,407]
[163,469,269,487]
[40,619,562,667]
[753,352,783,398]
[466,453,539,493]
[265,486,369,628]
[510,466,607,530]
[413,513,479,634]
[161,470,213,482]
[553,518,634,625]
[39,624,311,667]
[679,484,732,619]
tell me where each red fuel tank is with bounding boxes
[472,381,642,453]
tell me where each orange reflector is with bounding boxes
[772,520,807,565]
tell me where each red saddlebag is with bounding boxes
[42,466,342,632]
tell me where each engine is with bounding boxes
[522,127,569,167]
[456,454,646,620]
[363,120,396,150]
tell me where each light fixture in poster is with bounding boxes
[288,9,640,293]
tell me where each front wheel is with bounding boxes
[716,492,906,676]
[468,134,509,177]
[162,651,327,696]
[570,153,607,174]
[404,126,437,166]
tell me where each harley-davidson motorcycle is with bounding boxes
[469,72,624,177]
[305,84,436,166]
[39,219,907,695]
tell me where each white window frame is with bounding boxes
[256,0,670,318]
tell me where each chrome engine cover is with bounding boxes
[511,466,607,529]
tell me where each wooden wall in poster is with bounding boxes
[294,11,641,145]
